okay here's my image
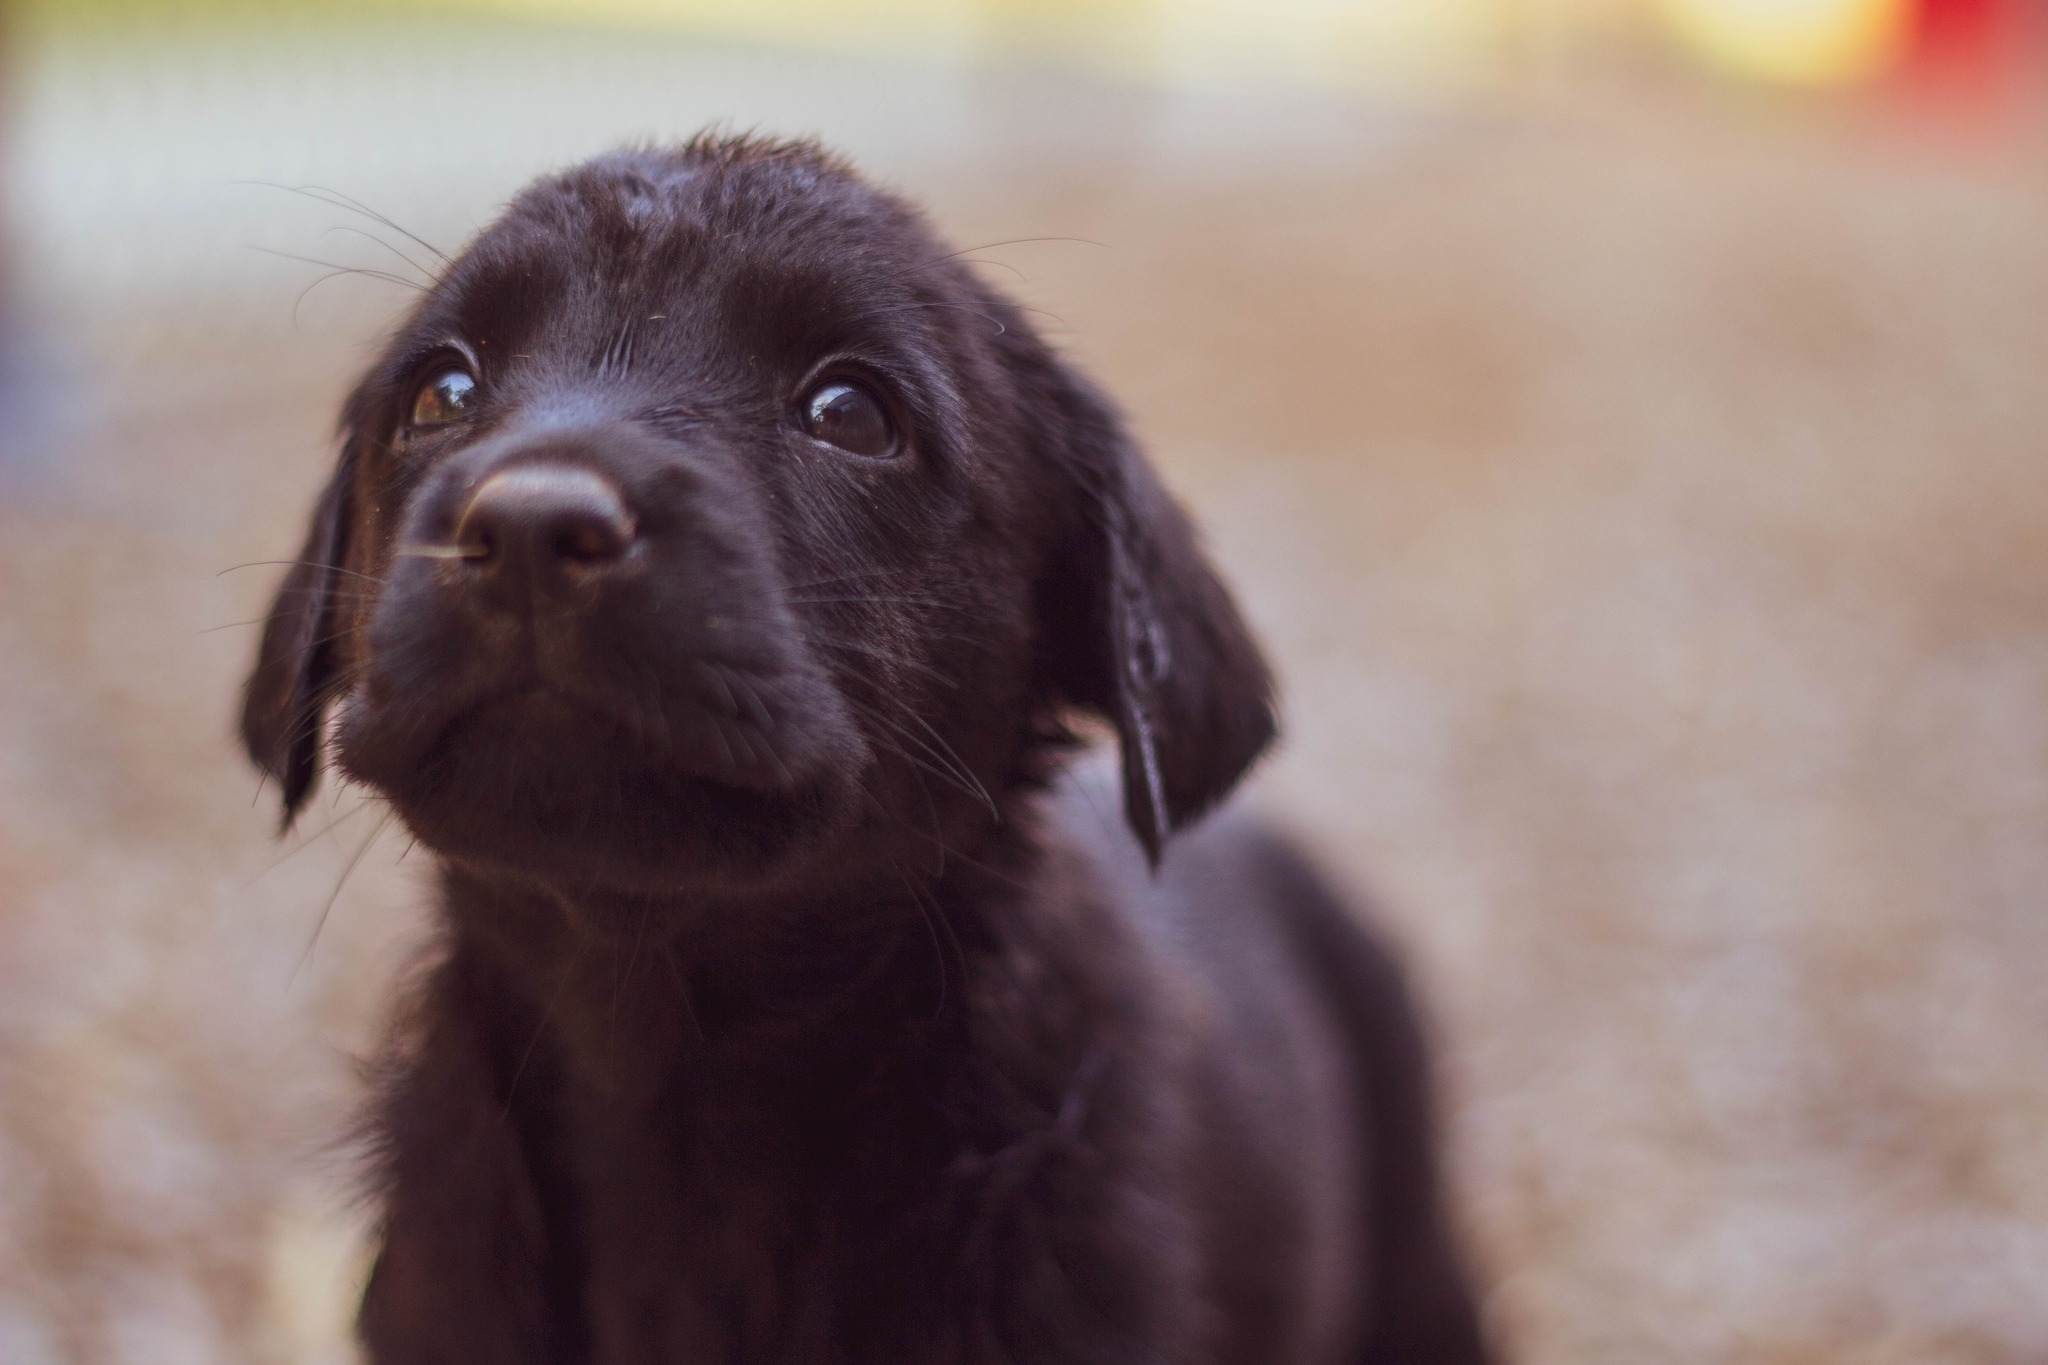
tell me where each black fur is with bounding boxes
[241,133,1490,1365]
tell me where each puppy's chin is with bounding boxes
[336,689,865,895]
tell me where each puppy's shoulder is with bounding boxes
[1032,753,1348,1044]
[1037,751,1317,957]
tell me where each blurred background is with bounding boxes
[3,0,2047,1361]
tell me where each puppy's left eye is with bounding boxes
[800,379,896,458]
[409,368,477,429]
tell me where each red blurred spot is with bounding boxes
[1893,0,2040,126]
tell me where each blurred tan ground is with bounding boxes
[4,35,2048,1365]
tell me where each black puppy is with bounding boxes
[242,134,1488,1365]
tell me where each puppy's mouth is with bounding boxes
[437,670,810,792]
[333,655,867,891]
[337,643,850,795]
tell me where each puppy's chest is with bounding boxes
[542,1038,973,1364]
[500,879,1169,1364]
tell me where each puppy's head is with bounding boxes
[242,136,1274,898]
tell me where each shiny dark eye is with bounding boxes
[409,367,476,429]
[800,379,896,458]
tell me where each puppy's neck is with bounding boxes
[430,827,1037,1096]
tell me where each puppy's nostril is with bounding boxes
[554,518,628,565]
[454,465,636,578]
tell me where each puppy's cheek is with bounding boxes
[755,669,870,783]
[328,578,501,794]
[331,685,446,807]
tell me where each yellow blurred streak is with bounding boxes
[399,0,1516,91]
[418,0,976,56]
[20,0,1922,96]
[1156,0,1509,90]
[1654,0,1912,85]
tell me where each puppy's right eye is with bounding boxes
[800,379,896,459]
[409,368,476,429]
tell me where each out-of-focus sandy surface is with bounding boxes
[4,51,2048,1363]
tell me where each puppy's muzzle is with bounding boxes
[450,464,638,606]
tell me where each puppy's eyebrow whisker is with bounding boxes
[885,235,1110,283]
[949,256,1026,282]
[1012,303,1067,328]
[245,245,431,294]
[860,301,1008,336]
[887,250,1026,284]
[232,181,456,267]
[320,223,440,284]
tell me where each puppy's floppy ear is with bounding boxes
[240,439,358,828]
[1039,367,1277,865]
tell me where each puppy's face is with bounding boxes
[244,138,1275,902]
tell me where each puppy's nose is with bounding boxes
[454,465,636,586]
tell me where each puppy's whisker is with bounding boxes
[262,582,381,599]
[395,544,489,560]
[504,940,586,1118]
[725,672,776,731]
[220,559,387,586]
[842,694,997,820]
[808,636,958,689]
[892,820,1033,892]
[865,690,997,818]
[864,753,949,879]
[634,663,676,758]
[782,567,904,592]
[883,851,958,1020]
[289,807,395,990]
[787,594,970,609]
[212,586,379,633]
[243,791,381,884]
[692,662,742,719]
